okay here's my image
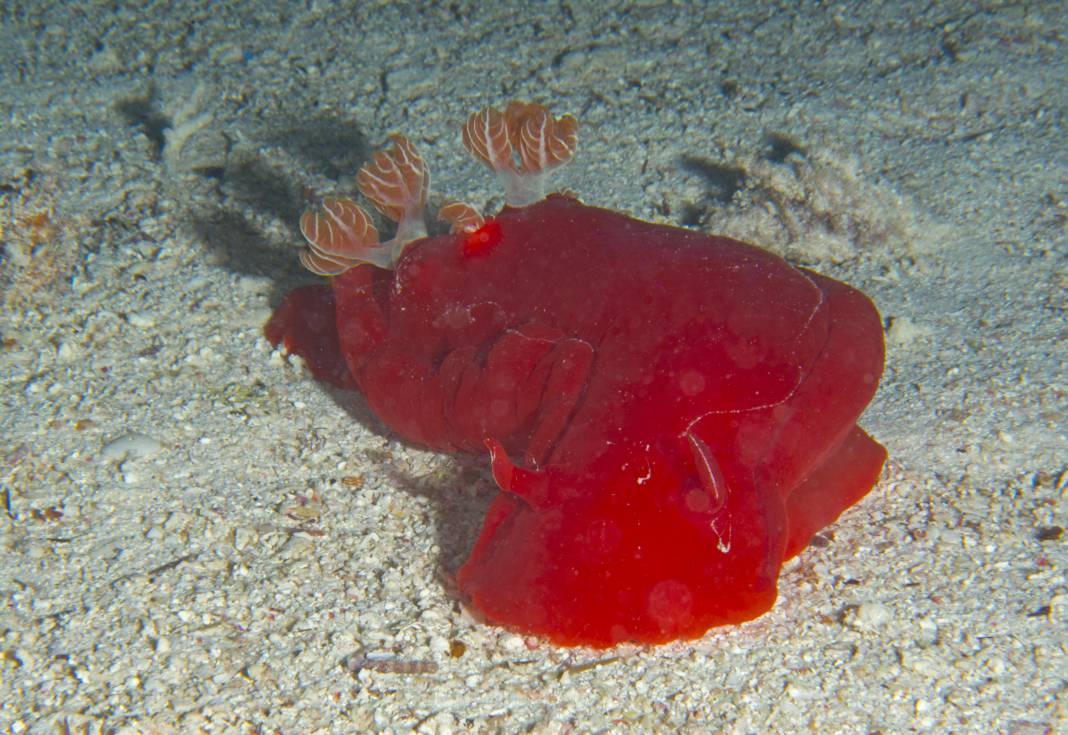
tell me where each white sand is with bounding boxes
[0,2,1063,733]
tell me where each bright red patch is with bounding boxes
[461,219,503,257]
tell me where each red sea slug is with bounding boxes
[266,102,887,647]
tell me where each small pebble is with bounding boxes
[56,340,83,363]
[101,432,164,462]
[127,311,157,329]
[428,635,450,655]
[277,534,315,560]
[499,634,525,653]
[847,602,893,631]
[885,315,931,346]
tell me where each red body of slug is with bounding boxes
[267,193,886,647]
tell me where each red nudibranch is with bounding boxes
[266,101,887,647]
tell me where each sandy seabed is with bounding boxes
[0,2,1064,733]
